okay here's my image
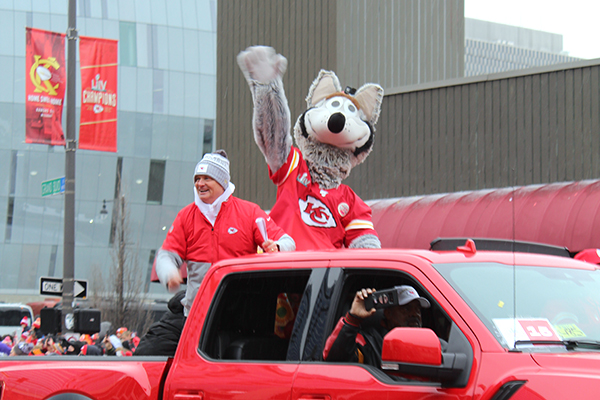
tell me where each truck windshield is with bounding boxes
[434,262,600,350]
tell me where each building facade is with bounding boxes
[0,0,216,302]
[217,0,465,210]
[465,18,580,76]
[217,1,596,212]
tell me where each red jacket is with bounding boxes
[158,196,292,315]
[162,196,289,264]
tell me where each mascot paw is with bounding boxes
[349,234,381,249]
[237,45,288,84]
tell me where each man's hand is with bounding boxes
[349,288,377,319]
[166,273,184,293]
[261,239,279,253]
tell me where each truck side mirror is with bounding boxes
[381,327,467,385]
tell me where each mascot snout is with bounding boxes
[303,102,372,150]
[328,113,345,133]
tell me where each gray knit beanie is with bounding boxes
[193,150,230,189]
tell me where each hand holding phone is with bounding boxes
[364,288,399,310]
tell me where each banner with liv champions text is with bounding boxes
[79,36,119,152]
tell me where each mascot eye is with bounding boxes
[330,100,341,108]
[347,104,356,113]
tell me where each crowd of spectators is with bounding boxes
[0,316,140,357]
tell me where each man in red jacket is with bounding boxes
[156,150,295,316]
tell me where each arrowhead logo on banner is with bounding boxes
[30,56,60,95]
[25,27,66,146]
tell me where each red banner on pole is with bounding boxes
[25,27,66,146]
[79,36,118,152]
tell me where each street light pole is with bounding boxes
[62,0,77,333]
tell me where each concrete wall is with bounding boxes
[346,59,600,201]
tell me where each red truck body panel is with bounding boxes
[0,358,169,400]
[2,248,600,400]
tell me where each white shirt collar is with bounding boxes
[194,182,235,226]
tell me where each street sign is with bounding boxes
[41,176,65,197]
[40,277,88,298]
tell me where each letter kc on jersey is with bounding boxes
[299,196,336,228]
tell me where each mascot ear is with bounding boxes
[306,70,342,108]
[354,83,384,126]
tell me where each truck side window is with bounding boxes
[330,271,453,342]
[200,270,311,362]
[321,269,473,385]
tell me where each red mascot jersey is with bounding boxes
[269,147,378,250]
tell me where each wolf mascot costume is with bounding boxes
[237,46,383,250]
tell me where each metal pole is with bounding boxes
[117,195,125,327]
[62,0,77,333]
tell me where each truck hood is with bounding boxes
[531,351,600,370]
[513,353,600,399]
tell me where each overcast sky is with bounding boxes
[465,0,600,60]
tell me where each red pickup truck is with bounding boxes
[2,243,600,399]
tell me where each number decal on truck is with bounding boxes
[493,318,561,347]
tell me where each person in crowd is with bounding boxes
[119,329,136,352]
[0,341,10,356]
[1,335,12,348]
[79,334,93,345]
[17,316,30,339]
[64,339,85,355]
[25,318,43,345]
[9,341,33,356]
[134,291,186,356]
[323,286,444,367]
[101,334,117,356]
[80,342,104,355]
[42,335,63,356]
[99,321,112,343]
[99,331,132,356]
[131,333,140,349]
[116,327,128,340]
[155,150,296,317]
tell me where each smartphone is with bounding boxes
[364,288,399,310]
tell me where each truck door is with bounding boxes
[165,264,325,400]
[291,260,476,400]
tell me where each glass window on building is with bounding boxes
[146,249,156,292]
[79,0,92,17]
[119,21,137,67]
[4,197,14,243]
[4,150,18,243]
[153,69,164,113]
[147,159,166,205]
[203,119,213,155]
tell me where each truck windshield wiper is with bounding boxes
[514,340,600,350]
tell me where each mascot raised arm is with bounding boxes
[237,46,383,250]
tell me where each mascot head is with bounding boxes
[294,70,384,189]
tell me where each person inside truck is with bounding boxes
[155,150,296,317]
[323,286,446,367]
[134,290,186,357]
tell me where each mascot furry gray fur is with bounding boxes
[238,46,383,250]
